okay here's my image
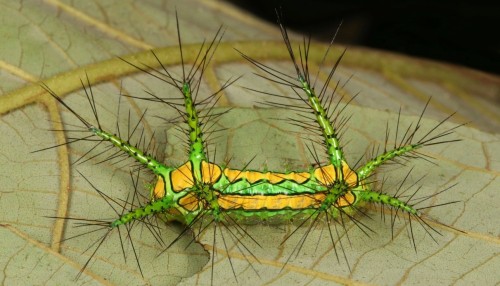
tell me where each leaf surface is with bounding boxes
[0,1,499,285]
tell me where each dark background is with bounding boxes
[229,0,499,75]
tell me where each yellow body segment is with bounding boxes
[153,176,166,199]
[201,161,222,184]
[179,193,201,211]
[218,193,326,210]
[335,191,356,207]
[314,162,358,187]
[170,162,194,192]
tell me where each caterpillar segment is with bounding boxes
[113,159,360,227]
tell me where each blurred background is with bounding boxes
[229,0,500,75]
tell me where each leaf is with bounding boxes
[0,1,499,285]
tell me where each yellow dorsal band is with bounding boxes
[217,193,325,210]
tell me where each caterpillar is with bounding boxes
[37,12,462,285]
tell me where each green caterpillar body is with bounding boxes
[40,13,459,284]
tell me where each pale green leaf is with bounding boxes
[0,1,499,285]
